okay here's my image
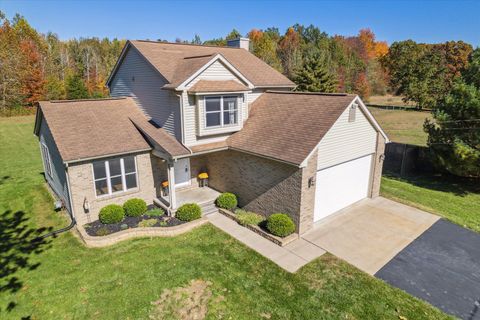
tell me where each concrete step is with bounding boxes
[200,202,218,215]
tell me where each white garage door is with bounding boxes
[314,154,373,222]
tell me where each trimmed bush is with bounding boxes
[99,204,125,224]
[146,208,164,217]
[123,198,147,217]
[266,213,295,237]
[216,192,238,210]
[175,203,202,222]
[235,209,264,226]
[138,218,158,228]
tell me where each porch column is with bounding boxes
[167,163,176,210]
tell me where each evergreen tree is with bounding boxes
[294,56,337,92]
[65,73,88,100]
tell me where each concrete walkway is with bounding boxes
[207,213,325,272]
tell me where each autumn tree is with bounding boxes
[248,29,282,71]
[19,40,44,105]
[294,56,337,93]
[278,27,303,78]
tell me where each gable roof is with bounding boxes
[227,91,387,166]
[107,40,295,89]
[36,97,189,163]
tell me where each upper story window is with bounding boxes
[205,96,238,128]
[41,143,52,177]
[93,156,138,197]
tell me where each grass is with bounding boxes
[381,174,480,233]
[368,107,432,146]
[0,116,451,319]
[367,94,415,107]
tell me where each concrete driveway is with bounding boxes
[302,197,439,274]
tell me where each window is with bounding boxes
[41,143,52,177]
[205,96,238,128]
[93,156,138,197]
[349,103,357,122]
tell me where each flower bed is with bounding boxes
[218,208,298,247]
[84,214,185,237]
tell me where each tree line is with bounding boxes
[0,12,478,177]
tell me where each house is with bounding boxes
[34,38,388,234]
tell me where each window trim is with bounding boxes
[204,95,239,129]
[92,156,138,198]
[41,143,53,177]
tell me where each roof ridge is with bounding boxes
[47,97,127,103]
[133,39,243,50]
[265,90,353,97]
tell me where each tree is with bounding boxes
[44,76,65,100]
[278,27,303,78]
[248,29,282,71]
[65,73,88,99]
[191,34,201,45]
[464,48,480,88]
[425,81,480,177]
[19,40,44,105]
[294,56,337,93]
[226,29,241,40]
[354,72,371,100]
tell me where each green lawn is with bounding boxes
[381,174,480,233]
[368,107,432,146]
[0,116,451,319]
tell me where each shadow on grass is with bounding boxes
[383,171,480,197]
[0,176,10,186]
[0,210,53,315]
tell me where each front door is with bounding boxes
[174,158,191,188]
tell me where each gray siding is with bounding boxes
[39,119,71,213]
[317,102,377,170]
[109,46,181,140]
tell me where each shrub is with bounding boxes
[95,226,111,236]
[123,198,147,217]
[99,204,125,224]
[235,209,264,226]
[175,203,202,221]
[138,218,158,228]
[216,192,237,210]
[266,213,295,237]
[159,220,168,227]
[146,208,164,217]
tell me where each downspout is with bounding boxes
[34,163,76,241]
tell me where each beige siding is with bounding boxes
[317,104,377,170]
[68,152,155,226]
[185,60,245,88]
[109,47,181,140]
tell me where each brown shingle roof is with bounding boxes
[125,40,295,88]
[190,140,228,154]
[188,80,249,93]
[227,91,357,166]
[38,97,188,162]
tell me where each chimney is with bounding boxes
[227,37,250,51]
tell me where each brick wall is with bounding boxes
[298,149,318,234]
[193,150,304,232]
[68,152,155,226]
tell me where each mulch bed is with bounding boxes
[84,214,185,237]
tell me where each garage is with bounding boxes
[314,154,373,222]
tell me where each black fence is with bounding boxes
[383,142,436,176]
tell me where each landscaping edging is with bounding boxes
[76,217,208,247]
[218,208,298,246]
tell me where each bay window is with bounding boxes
[93,156,138,197]
[205,96,238,128]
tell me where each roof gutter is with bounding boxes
[63,148,152,165]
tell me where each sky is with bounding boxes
[1,0,479,46]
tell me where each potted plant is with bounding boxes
[161,180,169,196]
[198,172,209,187]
